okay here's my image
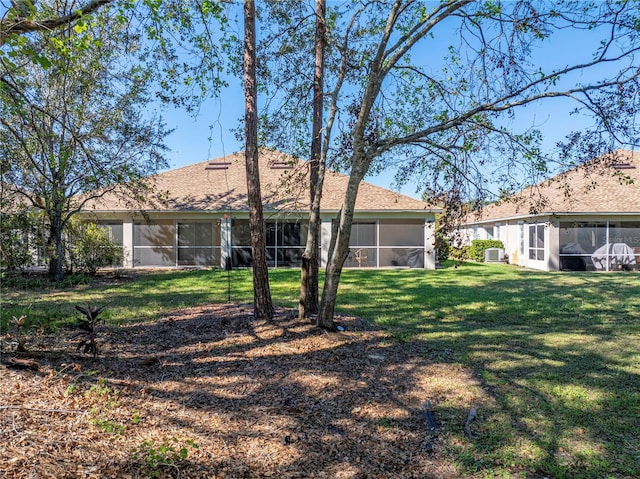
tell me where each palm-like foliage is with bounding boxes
[72,304,105,358]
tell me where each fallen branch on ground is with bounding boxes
[0,405,85,414]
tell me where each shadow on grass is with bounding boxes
[334,264,640,478]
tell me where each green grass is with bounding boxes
[2,262,639,478]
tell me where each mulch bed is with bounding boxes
[1,304,483,478]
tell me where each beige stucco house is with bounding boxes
[458,150,640,271]
[81,150,441,269]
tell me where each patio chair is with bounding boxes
[355,249,369,267]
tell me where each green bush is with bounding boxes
[450,245,470,261]
[469,239,504,262]
[68,222,123,275]
[434,232,450,263]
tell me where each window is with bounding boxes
[266,220,307,267]
[528,224,545,261]
[231,219,252,267]
[96,221,123,245]
[349,222,376,247]
[559,221,640,271]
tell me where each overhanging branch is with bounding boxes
[0,0,112,45]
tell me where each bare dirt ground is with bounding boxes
[1,304,486,478]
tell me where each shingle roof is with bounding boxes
[471,150,640,222]
[84,149,436,213]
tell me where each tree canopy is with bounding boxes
[255,0,640,327]
[0,3,169,279]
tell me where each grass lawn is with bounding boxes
[2,262,639,478]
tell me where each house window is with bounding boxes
[95,221,123,245]
[345,221,376,268]
[559,221,640,271]
[528,224,545,261]
[266,220,308,267]
[231,219,252,267]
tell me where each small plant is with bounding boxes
[132,437,199,478]
[131,410,141,425]
[71,304,105,357]
[93,418,127,436]
[377,417,393,429]
[64,383,78,396]
[9,315,28,352]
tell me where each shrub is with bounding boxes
[450,245,470,261]
[68,222,123,275]
[434,232,450,263]
[469,239,505,262]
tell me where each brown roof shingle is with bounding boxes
[84,149,436,213]
[472,149,640,222]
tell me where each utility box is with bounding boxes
[485,248,505,262]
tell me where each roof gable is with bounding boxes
[84,149,436,213]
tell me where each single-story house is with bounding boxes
[457,150,640,271]
[80,149,441,269]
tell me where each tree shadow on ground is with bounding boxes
[1,305,467,478]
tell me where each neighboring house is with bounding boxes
[80,150,441,269]
[457,150,640,271]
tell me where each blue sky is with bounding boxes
[156,6,631,200]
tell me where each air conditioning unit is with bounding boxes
[485,248,505,262]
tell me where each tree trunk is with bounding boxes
[316,167,365,329]
[244,0,274,321]
[299,0,326,320]
[47,213,65,281]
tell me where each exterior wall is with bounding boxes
[122,219,133,268]
[81,211,438,269]
[461,214,640,272]
[424,220,436,269]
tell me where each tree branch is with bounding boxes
[0,0,113,45]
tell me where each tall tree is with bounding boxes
[299,0,326,320]
[244,0,274,320]
[257,0,640,329]
[0,5,169,280]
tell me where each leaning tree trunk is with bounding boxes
[316,166,367,329]
[244,0,274,321]
[299,0,326,320]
